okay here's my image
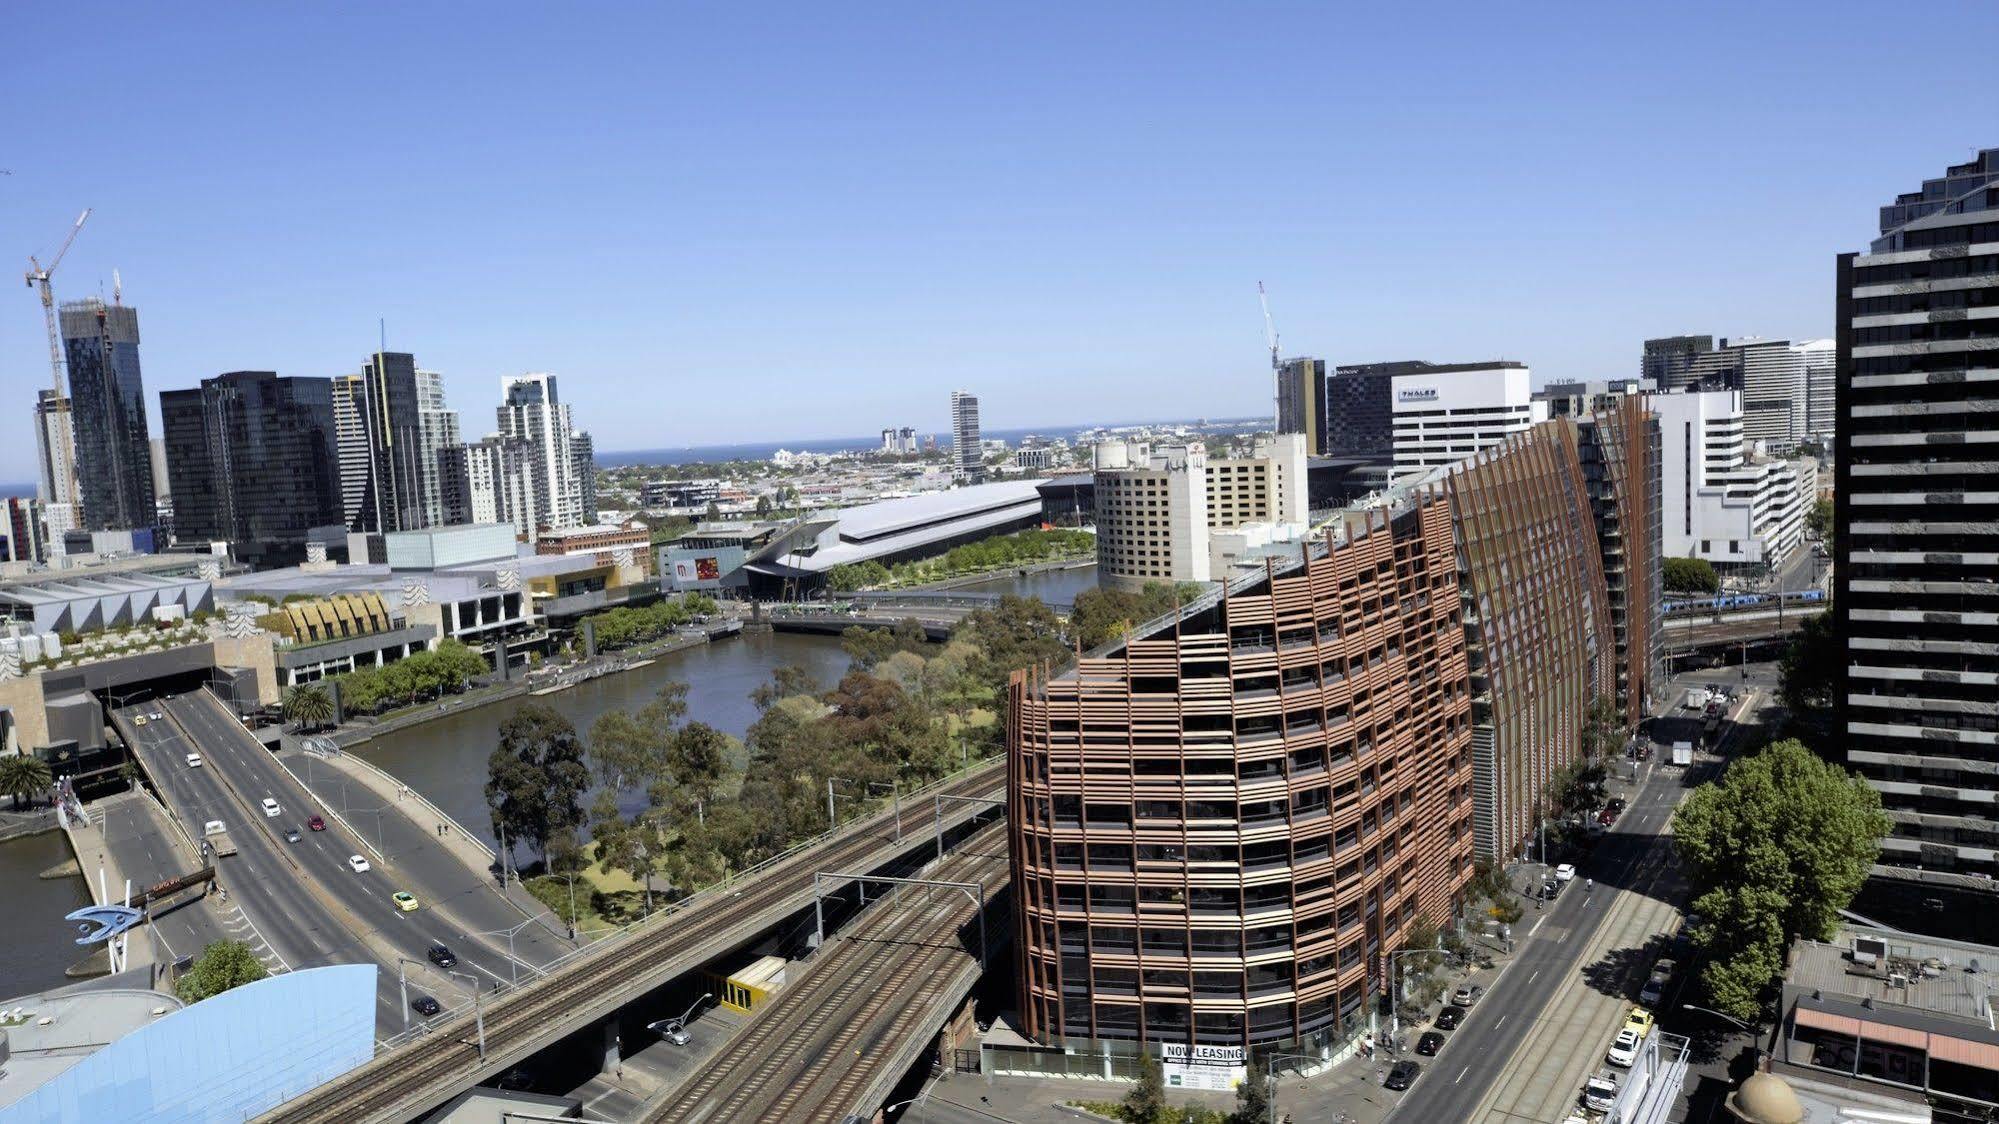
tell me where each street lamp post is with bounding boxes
[447,970,485,1059]
[395,956,426,1033]
[1679,1003,1753,1032]
[866,780,901,841]
[462,918,540,987]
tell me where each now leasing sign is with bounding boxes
[1162,1043,1247,1065]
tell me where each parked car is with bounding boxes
[1384,1061,1421,1090]
[308,815,326,831]
[1416,1031,1446,1056]
[149,711,162,722]
[427,943,457,968]
[133,716,147,727]
[347,854,371,873]
[185,753,203,768]
[1606,798,1627,815]
[284,826,302,843]
[411,995,441,1017]
[1451,984,1483,1008]
[1639,958,1677,1006]
[1434,1006,1466,1030]
[1543,878,1562,900]
[261,798,282,818]
[648,1019,691,1046]
[1597,807,1617,826]
[1554,863,1577,883]
[1584,1072,1619,1112]
[1606,1028,1642,1067]
[1623,1007,1655,1038]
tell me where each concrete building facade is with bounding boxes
[497,373,581,534]
[952,390,985,484]
[1389,362,1542,481]
[1651,389,1809,573]
[1093,441,1211,590]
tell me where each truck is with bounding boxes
[200,819,238,858]
[1671,741,1694,767]
[1682,687,1708,710]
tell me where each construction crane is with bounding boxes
[1258,280,1282,432]
[1257,280,1280,372]
[25,207,91,398]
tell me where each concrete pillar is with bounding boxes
[602,1019,622,1076]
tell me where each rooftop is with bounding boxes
[0,980,183,1111]
[1789,924,1999,1029]
[829,480,1043,543]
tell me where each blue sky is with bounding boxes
[3,2,1994,480]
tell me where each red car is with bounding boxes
[1597,806,1618,826]
[308,815,326,832]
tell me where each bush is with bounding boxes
[1663,556,1720,594]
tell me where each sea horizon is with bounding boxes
[599,415,1264,469]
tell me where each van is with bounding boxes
[203,820,226,837]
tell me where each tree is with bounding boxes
[1123,1050,1168,1124]
[590,683,686,792]
[284,683,334,732]
[1780,610,1836,713]
[1673,739,1889,1021]
[1231,1070,1274,1124]
[1579,694,1623,763]
[956,595,1071,690]
[1663,556,1721,594]
[750,663,821,710]
[666,721,730,804]
[1806,497,1832,541]
[0,753,53,811]
[591,793,668,916]
[840,626,899,671]
[486,703,591,863]
[175,939,267,1003]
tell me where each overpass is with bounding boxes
[643,822,1010,1123]
[257,761,1007,1124]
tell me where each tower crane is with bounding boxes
[1259,280,1282,431]
[24,208,91,398]
[1257,280,1280,372]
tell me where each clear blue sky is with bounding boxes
[4,2,1995,480]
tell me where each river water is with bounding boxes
[948,563,1098,605]
[354,631,853,849]
[0,831,93,998]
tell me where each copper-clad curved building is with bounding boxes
[1008,496,1474,1059]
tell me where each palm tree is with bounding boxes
[284,683,335,732]
[0,753,54,811]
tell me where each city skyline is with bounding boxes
[5,4,1994,481]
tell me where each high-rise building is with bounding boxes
[1092,441,1210,589]
[357,351,429,533]
[950,390,984,484]
[1835,146,1999,881]
[1389,362,1542,481]
[497,373,580,537]
[33,389,76,513]
[1009,494,1476,1063]
[1323,362,1405,460]
[61,298,155,530]
[1,497,47,564]
[1442,421,1616,859]
[1274,357,1328,455]
[1798,338,1836,444]
[1578,395,1665,730]
[1651,389,1808,573]
[1641,335,1715,392]
[571,430,597,524]
[414,369,462,528]
[160,371,342,568]
[447,436,538,530]
[330,374,369,528]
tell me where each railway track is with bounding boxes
[644,824,1011,1124]
[257,762,1004,1124]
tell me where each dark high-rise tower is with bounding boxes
[1274,357,1328,455]
[161,372,342,568]
[1835,147,1999,881]
[61,298,155,530]
[1641,335,1714,392]
[358,351,428,533]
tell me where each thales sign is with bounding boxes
[1397,387,1440,403]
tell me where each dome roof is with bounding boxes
[1726,1071,1805,1124]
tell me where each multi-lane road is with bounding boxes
[118,690,563,1036]
[1386,675,1764,1123]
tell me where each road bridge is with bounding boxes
[256,760,1007,1124]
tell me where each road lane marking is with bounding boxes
[1529,916,1545,937]
[1455,1065,1470,1084]
[1527,969,1539,985]
[1494,1015,1507,1030]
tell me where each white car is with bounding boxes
[1584,1072,1619,1112]
[261,798,282,818]
[347,855,371,873]
[149,711,162,722]
[1554,863,1576,883]
[1606,1028,1641,1067]
[185,753,204,768]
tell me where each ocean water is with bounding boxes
[599,417,1262,469]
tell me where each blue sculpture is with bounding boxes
[67,904,144,946]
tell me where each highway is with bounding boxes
[642,822,1010,1124]
[159,692,556,1024]
[117,701,405,1026]
[256,760,1007,1124]
[1384,676,1761,1124]
[89,787,275,976]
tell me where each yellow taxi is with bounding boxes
[392,891,420,912]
